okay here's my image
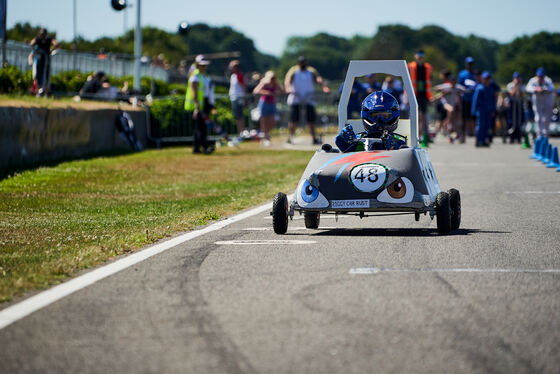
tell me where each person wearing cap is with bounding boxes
[505,72,525,143]
[228,60,247,137]
[471,71,495,147]
[407,49,432,147]
[525,67,555,137]
[185,55,215,154]
[458,57,477,142]
[284,56,330,145]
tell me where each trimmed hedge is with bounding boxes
[0,66,32,94]
[0,66,172,96]
[149,95,236,136]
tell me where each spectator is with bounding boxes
[253,70,284,146]
[383,76,404,99]
[382,76,398,97]
[228,60,247,137]
[97,48,108,60]
[496,91,510,143]
[185,54,215,154]
[29,28,58,96]
[434,71,464,143]
[339,78,365,119]
[408,49,432,147]
[284,56,330,145]
[525,67,555,137]
[471,71,495,147]
[458,57,477,142]
[362,74,381,98]
[79,71,105,99]
[488,76,501,143]
[506,72,525,143]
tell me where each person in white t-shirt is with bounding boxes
[284,56,329,144]
[526,67,555,137]
[228,60,247,136]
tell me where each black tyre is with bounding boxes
[304,212,320,229]
[448,188,461,230]
[436,191,451,234]
[272,192,289,234]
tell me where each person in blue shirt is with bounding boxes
[471,71,495,147]
[487,77,501,143]
[362,74,382,98]
[339,79,366,119]
[336,91,407,152]
[458,57,477,143]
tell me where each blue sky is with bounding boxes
[7,0,560,56]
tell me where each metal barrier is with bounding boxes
[4,40,168,81]
[150,92,339,144]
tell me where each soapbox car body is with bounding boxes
[271,60,461,234]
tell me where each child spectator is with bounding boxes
[253,71,284,145]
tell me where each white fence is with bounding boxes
[3,40,168,81]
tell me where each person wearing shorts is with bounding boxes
[458,57,477,142]
[228,60,246,136]
[253,71,284,144]
[284,56,329,145]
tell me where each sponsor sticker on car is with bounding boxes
[330,199,370,208]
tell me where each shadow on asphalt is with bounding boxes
[299,228,509,237]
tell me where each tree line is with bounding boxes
[7,22,560,84]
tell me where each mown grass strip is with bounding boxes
[0,144,312,302]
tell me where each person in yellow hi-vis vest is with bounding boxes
[185,55,215,154]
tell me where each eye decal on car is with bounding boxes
[377,177,414,203]
[296,179,329,208]
[301,180,319,203]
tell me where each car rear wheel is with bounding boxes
[448,188,461,230]
[272,192,289,234]
[304,212,320,229]
[436,191,451,234]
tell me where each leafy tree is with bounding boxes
[6,22,53,43]
[278,32,358,81]
[496,32,560,82]
[181,23,278,76]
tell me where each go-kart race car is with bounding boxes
[271,60,461,234]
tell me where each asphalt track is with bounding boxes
[1,136,560,373]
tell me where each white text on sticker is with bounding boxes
[331,199,370,208]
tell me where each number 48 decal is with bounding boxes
[350,164,387,192]
[354,167,378,183]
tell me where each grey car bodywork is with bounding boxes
[290,60,442,218]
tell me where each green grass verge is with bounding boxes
[0,144,312,302]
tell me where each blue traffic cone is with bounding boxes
[530,137,542,159]
[536,137,548,161]
[542,143,552,164]
[546,146,559,168]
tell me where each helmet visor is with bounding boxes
[362,110,394,123]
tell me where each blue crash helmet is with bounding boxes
[361,91,400,133]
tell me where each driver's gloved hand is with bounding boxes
[341,125,356,143]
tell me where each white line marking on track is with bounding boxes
[215,240,316,245]
[242,227,337,231]
[263,215,349,220]
[505,191,560,194]
[349,267,560,275]
[0,199,282,330]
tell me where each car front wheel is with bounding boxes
[304,212,320,229]
[272,192,289,234]
[436,191,451,234]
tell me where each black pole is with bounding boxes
[0,0,7,67]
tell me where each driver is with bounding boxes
[335,91,407,152]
